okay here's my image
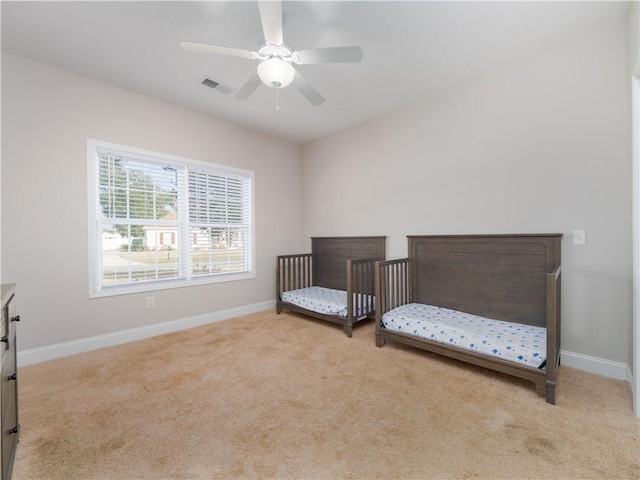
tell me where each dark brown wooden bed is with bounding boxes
[277,236,386,337]
[375,234,562,403]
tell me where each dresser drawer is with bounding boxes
[0,344,15,427]
[1,390,17,480]
[0,302,6,360]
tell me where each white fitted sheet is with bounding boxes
[382,303,546,368]
[281,286,372,319]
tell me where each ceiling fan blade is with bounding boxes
[292,70,325,106]
[179,41,256,60]
[257,0,283,46]
[294,46,363,65]
[235,73,262,101]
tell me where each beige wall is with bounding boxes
[301,20,630,363]
[1,53,303,351]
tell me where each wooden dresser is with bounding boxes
[1,285,19,480]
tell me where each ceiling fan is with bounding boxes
[179,0,363,106]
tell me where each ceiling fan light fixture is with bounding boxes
[257,57,295,88]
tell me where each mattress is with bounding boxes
[281,286,373,319]
[382,303,546,368]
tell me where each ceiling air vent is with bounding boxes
[201,77,234,95]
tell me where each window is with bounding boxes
[87,140,254,297]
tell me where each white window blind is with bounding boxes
[88,140,254,297]
[188,168,252,277]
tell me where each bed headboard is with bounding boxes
[408,234,561,327]
[312,236,386,290]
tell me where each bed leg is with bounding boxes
[375,334,385,347]
[276,303,282,314]
[545,381,557,405]
[344,323,353,338]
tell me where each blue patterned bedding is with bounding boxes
[382,303,546,368]
[281,286,372,319]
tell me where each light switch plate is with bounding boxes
[572,230,586,246]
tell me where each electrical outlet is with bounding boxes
[147,296,155,308]
[572,230,586,246]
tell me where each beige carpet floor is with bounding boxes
[12,310,640,479]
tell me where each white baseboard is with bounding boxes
[17,300,275,367]
[560,349,629,381]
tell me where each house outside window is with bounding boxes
[87,140,255,297]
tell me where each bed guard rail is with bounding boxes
[545,265,561,403]
[276,253,312,300]
[375,258,411,319]
[375,258,410,347]
[347,257,384,321]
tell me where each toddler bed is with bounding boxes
[277,236,386,337]
[375,234,561,403]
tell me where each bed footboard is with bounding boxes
[276,253,312,314]
[375,258,410,347]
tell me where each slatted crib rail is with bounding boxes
[276,254,312,300]
[347,257,382,322]
[375,258,410,346]
[376,258,410,314]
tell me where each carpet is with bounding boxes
[11,310,640,479]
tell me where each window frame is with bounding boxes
[87,139,255,298]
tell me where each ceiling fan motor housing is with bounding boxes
[256,44,295,88]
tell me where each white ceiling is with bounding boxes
[1,1,628,144]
